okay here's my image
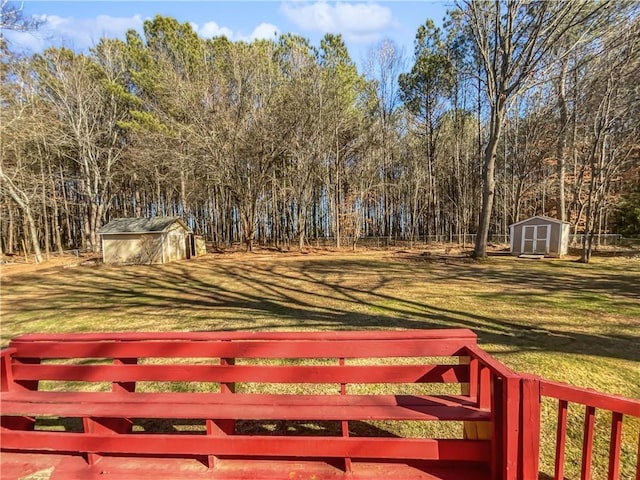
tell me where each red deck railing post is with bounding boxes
[608,411,623,480]
[519,375,541,480]
[554,399,569,480]
[206,354,237,468]
[339,357,352,472]
[502,376,521,480]
[113,357,137,393]
[468,357,478,399]
[636,430,640,480]
[479,365,491,410]
[491,375,503,480]
[581,405,596,480]
[1,348,16,392]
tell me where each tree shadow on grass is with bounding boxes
[1,254,638,363]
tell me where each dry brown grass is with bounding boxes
[1,248,639,477]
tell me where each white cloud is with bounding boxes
[193,20,234,39]
[193,20,280,42]
[248,22,280,41]
[3,14,281,54]
[280,1,393,43]
[2,14,145,52]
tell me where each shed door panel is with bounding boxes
[534,225,549,253]
[521,225,550,254]
[522,226,535,253]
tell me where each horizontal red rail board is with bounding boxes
[11,364,469,384]
[462,344,518,378]
[9,339,469,359]
[11,329,478,342]
[0,454,492,480]
[2,400,488,422]
[2,431,490,461]
[2,391,476,407]
[2,393,489,421]
[540,380,640,417]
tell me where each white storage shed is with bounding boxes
[509,216,571,257]
[99,217,193,265]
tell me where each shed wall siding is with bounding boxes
[511,219,567,256]
[561,224,570,255]
[163,223,188,262]
[549,223,561,255]
[195,237,207,256]
[102,234,163,264]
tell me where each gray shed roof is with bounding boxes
[509,215,570,228]
[99,217,191,235]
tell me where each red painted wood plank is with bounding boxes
[10,338,469,359]
[2,431,490,461]
[82,417,119,465]
[554,400,568,480]
[581,405,596,480]
[608,412,622,480]
[463,344,518,378]
[0,451,492,480]
[11,364,469,384]
[220,357,236,394]
[2,399,491,422]
[3,391,479,408]
[502,376,520,480]
[468,357,478,400]
[113,358,137,393]
[636,429,639,480]
[478,365,491,410]
[12,357,40,392]
[1,348,16,392]
[491,375,503,480]
[520,376,541,480]
[541,380,640,417]
[340,357,352,472]
[11,329,478,343]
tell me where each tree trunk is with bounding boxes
[25,207,43,263]
[8,205,14,254]
[474,101,505,258]
[48,163,63,253]
[40,159,50,258]
[556,58,569,221]
[297,203,306,251]
[87,202,104,253]
[241,209,254,252]
[335,135,341,249]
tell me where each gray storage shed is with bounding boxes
[99,217,193,265]
[509,216,571,257]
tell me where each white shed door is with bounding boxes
[521,225,550,254]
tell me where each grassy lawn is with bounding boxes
[1,249,639,477]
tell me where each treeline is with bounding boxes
[1,1,639,262]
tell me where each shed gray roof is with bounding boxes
[99,217,191,235]
[509,215,570,228]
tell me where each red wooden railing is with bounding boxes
[460,345,640,480]
[2,330,639,480]
[517,375,640,480]
[463,343,523,480]
[541,379,640,480]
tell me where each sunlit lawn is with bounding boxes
[2,249,639,478]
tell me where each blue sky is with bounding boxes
[4,1,453,68]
